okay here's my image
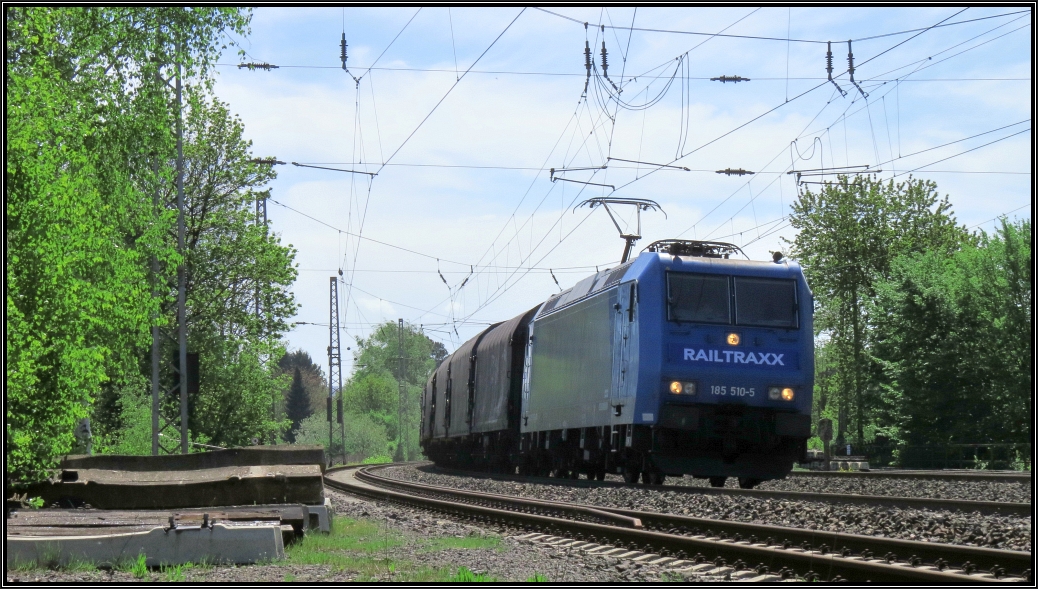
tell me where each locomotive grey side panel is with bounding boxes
[523,288,617,432]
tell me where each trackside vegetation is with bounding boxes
[6,7,299,481]
[788,175,1031,462]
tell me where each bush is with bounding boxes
[292,412,389,463]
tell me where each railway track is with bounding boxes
[325,464,1032,583]
[429,465,1032,517]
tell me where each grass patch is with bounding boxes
[446,566,497,582]
[161,563,186,582]
[60,557,97,573]
[8,558,40,572]
[7,547,98,573]
[283,516,516,582]
[192,557,215,573]
[287,517,405,563]
[285,515,409,579]
[526,573,549,582]
[118,553,149,579]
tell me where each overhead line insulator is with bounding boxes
[250,157,286,166]
[825,41,847,97]
[716,168,754,176]
[238,62,279,71]
[847,40,868,99]
[710,75,750,83]
[340,33,348,70]
[583,40,592,95]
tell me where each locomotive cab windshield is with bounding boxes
[667,273,798,329]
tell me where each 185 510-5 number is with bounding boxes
[710,385,755,397]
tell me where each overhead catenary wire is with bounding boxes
[891,127,1031,178]
[532,7,1029,44]
[269,6,1029,351]
[967,203,1032,229]
[654,10,1028,242]
[376,8,526,171]
[219,62,1029,82]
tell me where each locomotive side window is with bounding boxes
[734,277,798,328]
[667,273,730,324]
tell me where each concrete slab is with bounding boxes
[6,523,284,568]
[60,445,326,473]
[17,464,324,509]
[305,498,331,533]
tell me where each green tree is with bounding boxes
[170,93,297,447]
[278,350,329,416]
[870,219,1032,447]
[343,321,442,461]
[284,368,311,443]
[91,89,298,452]
[786,175,967,447]
[6,7,250,481]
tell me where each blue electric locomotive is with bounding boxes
[420,239,813,488]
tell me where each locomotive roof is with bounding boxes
[535,250,805,320]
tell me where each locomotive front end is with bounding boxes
[636,243,814,487]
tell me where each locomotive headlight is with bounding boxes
[727,333,740,345]
[669,381,697,395]
[768,386,781,400]
[781,387,795,401]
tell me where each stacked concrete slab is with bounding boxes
[6,446,331,568]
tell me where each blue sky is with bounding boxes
[209,7,1032,369]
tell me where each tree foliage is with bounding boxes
[336,321,442,461]
[787,175,967,446]
[870,219,1032,446]
[278,350,328,424]
[292,412,389,462]
[6,7,252,481]
[284,368,310,443]
[89,84,298,452]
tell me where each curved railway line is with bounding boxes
[325,464,1032,583]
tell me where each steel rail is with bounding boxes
[355,468,644,529]
[325,464,1030,583]
[360,465,1033,578]
[431,465,1032,517]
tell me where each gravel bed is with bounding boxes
[4,489,727,583]
[662,472,1034,504]
[325,490,727,582]
[382,465,1033,552]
